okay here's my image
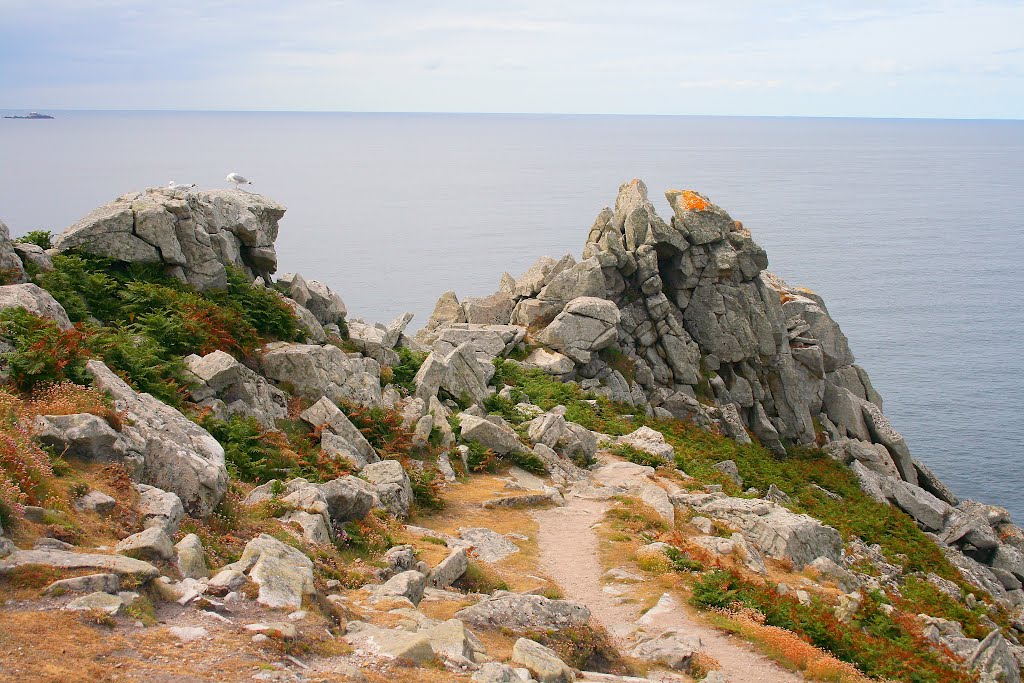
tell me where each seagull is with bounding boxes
[168,181,196,191]
[226,172,252,190]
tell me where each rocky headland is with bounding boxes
[0,181,1020,683]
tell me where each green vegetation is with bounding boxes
[1,254,302,404]
[199,414,302,483]
[608,442,665,468]
[691,570,974,683]
[391,348,427,394]
[15,230,52,250]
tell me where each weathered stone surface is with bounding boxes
[423,290,467,334]
[456,591,591,631]
[415,341,495,405]
[276,272,347,326]
[34,413,124,462]
[675,492,842,568]
[116,527,175,562]
[261,342,382,407]
[631,630,702,670]
[185,350,287,428]
[0,549,159,581]
[53,187,284,289]
[344,621,435,664]
[522,348,575,376]
[614,426,675,463]
[429,547,469,588]
[223,534,315,609]
[135,483,185,535]
[0,219,27,283]
[512,637,575,683]
[375,570,427,606]
[361,460,413,518]
[0,283,72,329]
[460,414,527,455]
[457,528,521,563]
[43,573,120,595]
[64,591,125,616]
[319,476,376,525]
[538,296,621,364]
[423,618,477,662]
[300,397,378,465]
[73,490,117,516]
[87,360,227,517]
[967,630,1021,683]
[472,663,524,682]
[175,533,208,579]
[464,291,515,325]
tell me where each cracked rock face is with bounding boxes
[52,187,284,290]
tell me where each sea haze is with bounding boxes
[1,111,1022,518]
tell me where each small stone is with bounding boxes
[64,591,124,616]
[168,626,208,642]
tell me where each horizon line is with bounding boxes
[2,107,1023,123]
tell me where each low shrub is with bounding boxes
[15,230,52,250]
[199,414,302,483]
[609,443,666,468]
[453,562,508,594]
[391,348,427,394]
[690,570,975,682]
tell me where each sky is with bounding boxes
[1,1,1023,118]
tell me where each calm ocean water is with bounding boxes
[1,111,1022,519]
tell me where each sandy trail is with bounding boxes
[533,496,804,683]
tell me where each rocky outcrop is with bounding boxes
[87,360,227,518]
[0,283,72,329]
[221,534,315,609]
[185,350,287,428]
[0,219,27,283]
[455,591,591,631]
[52,187,284,290]
[276,272,347,326]
[673,491,843,568]
[260,342,382,407]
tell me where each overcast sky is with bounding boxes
[1,0,1022,118]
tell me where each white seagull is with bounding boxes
[226,172,252,189]
[168,181,196,191]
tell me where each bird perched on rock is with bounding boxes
[226,172,252,189]
[168,181,196,191]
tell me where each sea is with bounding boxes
[1,110,1022,519]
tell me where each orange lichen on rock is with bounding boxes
[681,190,711,212]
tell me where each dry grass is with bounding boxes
[411,473,550,593]
[706,607,874,683]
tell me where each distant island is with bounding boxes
[3,111,53,119]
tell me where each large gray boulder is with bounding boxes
[260,342,382,407]
[455,591,591,631]
[86,360,227,518]
[276,272,347,326]
[967,630,1021,683]
[299,397,378,465]
[222,534,315,609]
[318,475,376,525]
[511,638,575,683]
[414,341,495,405]
[675,492,843,568]
[53,187,284,289]
[0,549,159,582]
[361,460,414,518]
[0,219,27,284]
[343,621,435,665]
[538,296,620,364]
[33,413,126,462]
[0,283,72,329]
[459,414,528,455]
[185,350,287,428]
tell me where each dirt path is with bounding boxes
[533,496,804,683]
